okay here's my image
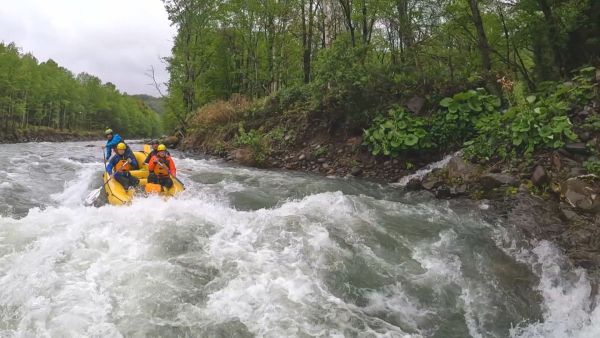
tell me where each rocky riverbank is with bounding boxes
[0,127,102,144]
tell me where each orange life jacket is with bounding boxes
[115,159,132,172]
[153,158,170,177]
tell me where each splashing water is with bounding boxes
[0,141,598,337]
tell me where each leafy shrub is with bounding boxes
[464,113,512,161]
[582,115,600,132]
[584,160,600,175]
[363,107,434,157]
[234,124,270,164]
[465,79,580,161]
[549,66,598,105]
[314,146,328,158]
[510,105,577,154]
[433,88,501,145]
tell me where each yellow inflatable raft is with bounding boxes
[104,145,184,205]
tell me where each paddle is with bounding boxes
[156,160,185,188]
[84,154,131,206]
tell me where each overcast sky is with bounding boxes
[0,0,175,96]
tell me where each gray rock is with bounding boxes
[421,175,443,190]
[405,178,422,191]
[531,165,548,186]
[561,178,600,213]
[322,163,330,169]
[447,156,475,180]
[317,157,327,163]
[479,173,518,190]
[451,184,468,196]
[559,203,581,222]
[350,167,363,176]
[435,185,452,199]
[298,154,306,161]
[406,96,426,114]
[384,161,391,167]
[565,143,590,155]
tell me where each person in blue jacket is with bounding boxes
[103,129,132,161]
[106,142,140,190]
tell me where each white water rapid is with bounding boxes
[0,141,599,337]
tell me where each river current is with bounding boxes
[0,141,599,337]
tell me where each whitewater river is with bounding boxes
[0,141,599,338]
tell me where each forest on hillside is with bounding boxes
[0,42,162,138]
[161,0,599,129]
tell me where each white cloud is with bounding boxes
[0,0,176,96]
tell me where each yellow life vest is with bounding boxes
[153,158,170,177]
[115,159,132,172]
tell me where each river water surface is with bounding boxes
[0,141,599,337]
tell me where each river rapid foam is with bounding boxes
[0,141,598,337]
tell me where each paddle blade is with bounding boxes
[84,188,102,206]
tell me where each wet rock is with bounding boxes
[231,148,255,166]
[421,175,443,191]
[565,143,590,155]
[479,173,518,189]
[447,156,475,180]
[406,96,426,114]
[561,178,600,213]
[559,203,581,222]
[327,169,336,175]
[350,167,363,176]
[531,165,549,186]
[451,184,468,196]
[384,161,391,167]
[434,185,452,199]
[405,178,422,191]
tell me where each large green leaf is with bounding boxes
[404,134,419,146]
[440,97,453,107]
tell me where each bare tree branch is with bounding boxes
[145,65,166,98]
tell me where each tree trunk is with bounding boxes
[537,0,565,77]
[302,0,315,84]
[468,0,492,74]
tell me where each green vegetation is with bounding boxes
[363,107,433,157]
[162,0,599,165]
[0,42,162,138]
[234,125,271,165]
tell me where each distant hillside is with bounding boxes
[132,94,165,115]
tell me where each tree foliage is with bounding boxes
[0,42,162,137]
[162,0,599,132]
